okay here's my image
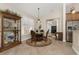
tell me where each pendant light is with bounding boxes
[37,8,41,30]
[70,5,76,14]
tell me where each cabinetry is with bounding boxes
[0,11,21,52]
[66,13,79,21]
[66,13,79,42]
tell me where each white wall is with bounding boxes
[40,11,63,33]
[63,4,66,42]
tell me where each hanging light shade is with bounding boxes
[70,7,76,14]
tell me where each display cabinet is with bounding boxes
[0,11,21,52]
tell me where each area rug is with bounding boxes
[26,38,52,47]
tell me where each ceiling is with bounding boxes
[2,3,79,19]
[1,3,63,19]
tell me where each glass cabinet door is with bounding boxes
[2,18,21,47]
[3,18,16,47]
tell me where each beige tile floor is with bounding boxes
[0,37,76,55]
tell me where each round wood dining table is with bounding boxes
[35,32,44,41]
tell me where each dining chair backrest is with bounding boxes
[36,30,38,32]
[40,30,44,32]
[31,30,36,39]
[46,30,49,38]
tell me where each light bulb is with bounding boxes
[71,10,76,14]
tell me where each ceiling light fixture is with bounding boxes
[37,8,42,30]
[37,8,41,24]
[37,8,40,21]
[70,7,76,14]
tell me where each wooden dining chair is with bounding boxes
[43,30,49,42]
[30,30,37,43]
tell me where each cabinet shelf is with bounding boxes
[3,30,20,31]
[0,11,21,52]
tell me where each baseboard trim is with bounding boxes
[72,46,79,55]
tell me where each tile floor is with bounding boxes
[0,37,76,55]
